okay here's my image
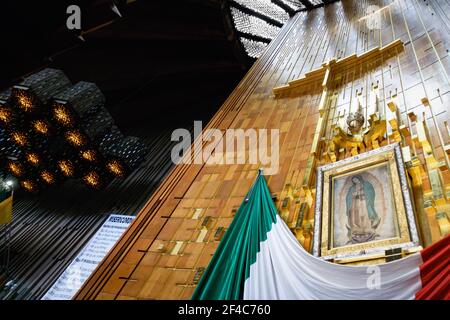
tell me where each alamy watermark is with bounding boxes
[366,265,381,290]
[171,121,280,175]
[66,5,81,30]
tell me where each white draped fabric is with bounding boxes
[243,216,423,300]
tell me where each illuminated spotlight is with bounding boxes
[11,131,28,146]
[3,179,15,191]
[81,149,96,161]
[15,90,34,112]
[21,180,36,192]
[53,103,73,126]
[58,160,75,177]
[0,107,12,123]
[40,171,55,184]
[8,162,23,176]
[32,120,50,135]
[106,159,124,177]
[83,171,101,188]
[65,130,85,147]
[26,152,40,166]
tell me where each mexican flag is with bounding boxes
[191,173,449,300]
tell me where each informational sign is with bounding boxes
[41,214,134,300]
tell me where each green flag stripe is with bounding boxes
[191,174,277,300]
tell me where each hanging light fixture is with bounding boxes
[0,68,148,193]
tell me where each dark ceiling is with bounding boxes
[1,0,247,136]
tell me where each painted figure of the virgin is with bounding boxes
[345,175,381,244]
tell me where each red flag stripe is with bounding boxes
[420,240,450,287]
[416,264,450,300]
[420,234,450,262]
[416,234,450,300]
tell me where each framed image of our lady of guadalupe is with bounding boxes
[312,143,420,261]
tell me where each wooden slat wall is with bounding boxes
[76,0,450,300]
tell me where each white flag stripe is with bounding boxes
[244,215,423,300]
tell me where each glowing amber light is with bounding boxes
[107,160,124,176]
[26,152,40,165]
[17,93,34,111]
[81,150,96,161]
[8,162,23,176]
[0,107,12,123]
[53,105,72,125]
[66,131,84,147]
[84,171,100,187]
[58,160,74,177]
[12,132,28,146]
[40,171,55,184]
[21,180,35,192]
[33,120,49,134]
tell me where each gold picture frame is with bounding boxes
[312,143,420,261]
